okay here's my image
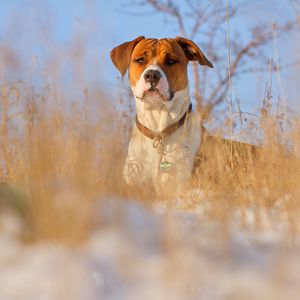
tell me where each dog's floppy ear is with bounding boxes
[110,36,145,77]
[175,36,213,68]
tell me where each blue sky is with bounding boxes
[0,0,298,116]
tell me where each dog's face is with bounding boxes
[111,36,213,103]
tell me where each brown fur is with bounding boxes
[110,36,213,92]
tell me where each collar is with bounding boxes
[135,103,192,142]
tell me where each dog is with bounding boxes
[110,36,214,196]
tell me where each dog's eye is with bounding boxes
[166,58,178,65]
[136,57,144,64]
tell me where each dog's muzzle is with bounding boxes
[133,65,173,102]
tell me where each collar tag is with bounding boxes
[160,160,172,172]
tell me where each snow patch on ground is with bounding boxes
[0,199,300,300]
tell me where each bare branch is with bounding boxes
[125,0,298,119]
[145,0,186,35]
[207,21,298,108]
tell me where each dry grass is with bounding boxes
[0,80,127,243]
[0,46,300,245]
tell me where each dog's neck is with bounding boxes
[134,86,191,132]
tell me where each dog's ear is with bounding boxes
[110,36,145,77]
[175,36,213,68]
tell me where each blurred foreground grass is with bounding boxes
[0,76,300,244]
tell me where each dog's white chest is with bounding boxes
[123,112,201,194]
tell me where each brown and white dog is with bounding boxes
[111,36,213,195]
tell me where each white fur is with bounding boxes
[131,64,170,102]
[124,84,202,196]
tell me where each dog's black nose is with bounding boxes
[144,70,161,86]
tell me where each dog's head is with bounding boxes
[111,36,213,103]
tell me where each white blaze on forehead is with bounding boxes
[131,64,170,100]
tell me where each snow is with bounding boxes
[0,198,300,300]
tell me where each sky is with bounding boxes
[0,0,299,118]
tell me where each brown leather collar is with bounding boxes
[135,103,192,141]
